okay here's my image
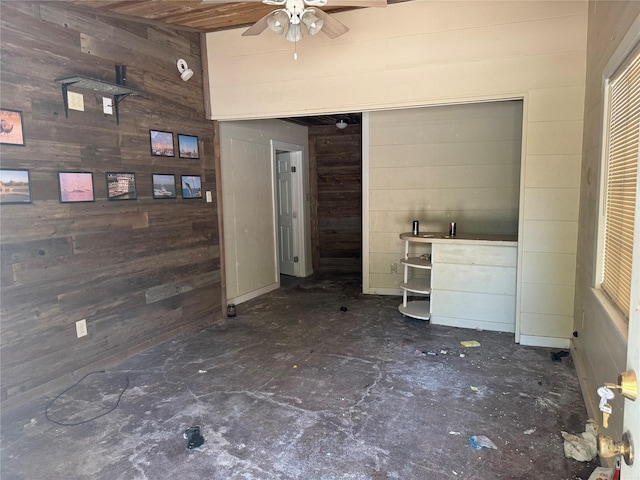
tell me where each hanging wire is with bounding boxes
[45,370,129,426]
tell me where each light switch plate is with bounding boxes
[206,191,212,203]
[102,97,113,115]
[76,319,87,338]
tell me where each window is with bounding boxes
[601,45,640,318]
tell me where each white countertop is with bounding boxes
[400,232,518,247]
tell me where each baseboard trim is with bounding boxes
[519,334,570,348]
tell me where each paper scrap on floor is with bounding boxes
[460,340,481,348]
[587,467,614,480]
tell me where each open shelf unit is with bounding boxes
[399,234,432,321]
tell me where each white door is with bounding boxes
[620,145,640,477]
[276,151,295,276]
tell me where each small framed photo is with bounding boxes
[58,172,95,203]
[181,175,202,199]
[0,169,31,204]
[178,134,199,159]
[106,172,137,201]
[0,108,26,146]
[149,130,174,157]
[152,173,177,199]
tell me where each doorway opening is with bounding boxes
[272,140,307,278]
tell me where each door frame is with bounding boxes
[271,140,307,277]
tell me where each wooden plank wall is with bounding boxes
[0,2,221,411]
[308,124,362,273]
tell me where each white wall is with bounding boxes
[573,1,640,442]
[368,101,522,292]
[219,120,310,303]
[205,1,588,347]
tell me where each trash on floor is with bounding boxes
[468,435,497,450]
[561,419,598,461]
[340,306,348,312]
[550,350,570,362]
[470,386,478,392]
[523,427,536,435]
[460,340,481,348]
[198,369,207,374]
[587,466,615,480]
[183,425,205,449]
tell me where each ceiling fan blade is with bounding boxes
[325,0,386,7]
[312,9,348,38]
[242,12,272,36]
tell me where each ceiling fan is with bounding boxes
[203,0,386,44]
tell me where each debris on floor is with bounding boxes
[561,420,598,461]
[523,427,536,435]
[340,306,348,312]
[468,435,498,450]
[183,425,205,450]
[470,386,478,392]
[587,466,615,480]
[550,350,570,362]
[460,340,481,348]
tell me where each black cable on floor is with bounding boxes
[45,370,129,426]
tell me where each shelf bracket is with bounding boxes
[113,93,132,126]
[59,81,81,119]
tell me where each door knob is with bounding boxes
[598,432,634,466]
[605,370,638,401]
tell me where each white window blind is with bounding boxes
[602,45,640,318]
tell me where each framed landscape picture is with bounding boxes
[181,175,202,199]
[178,134,199,159]
[58,172,95,203]
[0,108,26,146]
[0,169,31,204]
[152,173,177,199]
[106,172,137,201]
[149,130,174,157]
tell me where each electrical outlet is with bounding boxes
[76,319,88,338]
[390,262,397,273]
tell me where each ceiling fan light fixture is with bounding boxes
[336,119,348,129]
[285,22,303,42]
[267,10,290,34]
[301,10,323,35]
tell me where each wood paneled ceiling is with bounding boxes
[64,0,404,33]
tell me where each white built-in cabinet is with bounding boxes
[398,232,518,332]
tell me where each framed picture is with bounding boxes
[0,169,31,204]
[58,172,95,203]
[178,134,199,159]
[152,173,177,199]
[106,172,137,201]
[149,130,174,157]
[0,108,26,146]
[181,175,202,199]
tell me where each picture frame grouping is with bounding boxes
[1,115,203,205]
[0,169,204,205]
[150,130,199,159]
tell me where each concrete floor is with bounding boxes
[1,273,598,479]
